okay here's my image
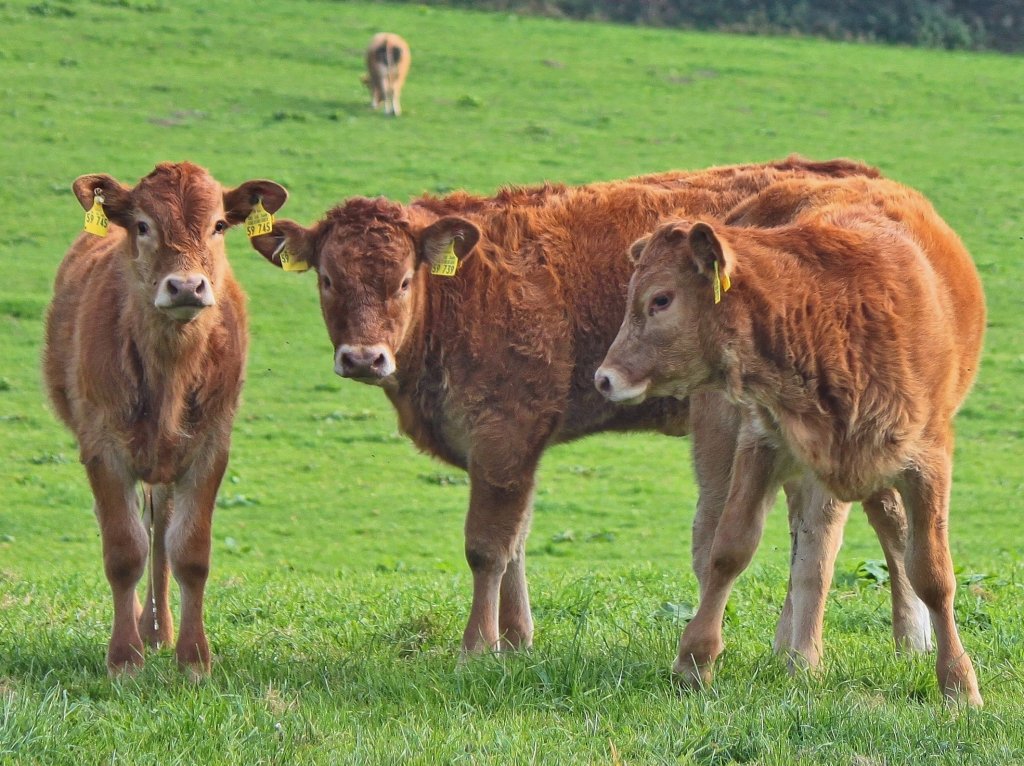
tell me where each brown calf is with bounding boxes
[43,162,287,677]
[364,33,410,117]
[597,176,985,704]
[247,157,913,657]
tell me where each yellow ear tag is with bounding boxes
[278,243,309,273]
[713,261,723,304]
[83,192,109,236]
[245,199,274,239]
[720,266,731,294]
[430,241,459,277]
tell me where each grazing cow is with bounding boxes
[364,33,410,117]
[596,176,985,704]
[43,162,288,677]
[247,157,916,658]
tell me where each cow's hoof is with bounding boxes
[107,643,145,677]
[672,654,715,691]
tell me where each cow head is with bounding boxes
[72,163,287,324]
[249,197,479,384]
[595,219,735,403]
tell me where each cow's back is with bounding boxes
[726,176,985,407]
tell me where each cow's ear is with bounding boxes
[627,236,650,267]
[224,180,289,225]
[687,222,735,283]
[418,216,481,270]
[72,174,134,228]
[249,219,318,271]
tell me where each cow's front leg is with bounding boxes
[689,391,740,598]
[85,456,147,675]
[167,448,228,680]
[675,431,783,689]
[774,473,851,673]
[462,460,538,654]
[138,484,175,648]
[498,512,534,650]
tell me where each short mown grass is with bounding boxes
[1,0,1022,762]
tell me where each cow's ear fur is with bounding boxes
[72,174,134,229]
[627,236,650,267]
[687,222,735,283]
[249,219,318,270]
[224,180,289,225]
[418,216,481,268]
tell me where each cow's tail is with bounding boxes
[141,483,160,634]
[385,42,400,114]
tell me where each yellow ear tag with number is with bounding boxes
[83,191,109,236]
[430,241,459,277]
[278,242,309,273]
[245,199,274,239]
[713,261,731,304]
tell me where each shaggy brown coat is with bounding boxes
[248,157,906,654]
[598,175,985,704]
[44,162,287,676]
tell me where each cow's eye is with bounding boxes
[399,276,411,292]
[137,221,150,236]
[649,292,673,315]
[213,220,228,235]
[321,274,332,290]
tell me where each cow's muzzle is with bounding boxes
[335,344,396,382]
[594,365,650,405]
[155,273,215,322]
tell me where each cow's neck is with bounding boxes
[124,293,217,438]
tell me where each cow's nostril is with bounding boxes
[341,353,356,370]
[167,280,180,296]
[372,353,386,370]
[596,374,612,394]
[195,280,206,295]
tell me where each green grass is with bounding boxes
[1,0,1023,762]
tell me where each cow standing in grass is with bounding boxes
[365,33,410,117]
[596,176,985,704]
[43,162,288,677]
[248,158,925,660]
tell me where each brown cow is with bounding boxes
[247,157,919,659]
[596,176,985,704]
[43,162,288,677]
[364,33,410,117]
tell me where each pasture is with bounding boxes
[1,0,1022,762]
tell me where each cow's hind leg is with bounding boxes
[774,474,851,673]
[168,448,228,680]
[897,448,981,706]
[862,488,932,652]
[674,431,783,689]
[86,457,148,675]
[138,484,175,648]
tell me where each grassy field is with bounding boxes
[1,0,1023,762]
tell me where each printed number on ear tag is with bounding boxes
[430,242,459,277]
[245,200,274,239]
[84,193,109,236]
[279,243,309,273]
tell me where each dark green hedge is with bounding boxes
[382,0,1022,52]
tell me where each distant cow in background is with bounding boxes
[43,162,288,677]
[364,33,410,116]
